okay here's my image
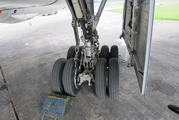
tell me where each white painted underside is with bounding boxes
[0,0,65,10]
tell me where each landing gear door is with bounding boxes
[120,0,155,96]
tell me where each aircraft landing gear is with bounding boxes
[95,58,107,98]
[108,58,119,98]
[67,46,76,59]
[51,0,119,98]
[51,45,119,98]
[51,58,66,94]
[62,58,81,96]
[99,45,109,65]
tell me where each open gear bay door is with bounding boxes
[120,0,155,96]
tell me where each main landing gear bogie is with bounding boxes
[51,0,120,98]
[51,45,119,98]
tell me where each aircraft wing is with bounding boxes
[120,0,155,96]
[0,0,66,23]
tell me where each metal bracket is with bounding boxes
[78,71,93,86]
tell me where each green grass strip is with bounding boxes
[154,4,179,20]
[110,8,123,14]
[94,1,124,7]
[110,4,179,20]
[156,0,179,2]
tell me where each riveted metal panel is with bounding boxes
[121,0,155,96]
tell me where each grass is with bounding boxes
[95,0,179,7]
[156,0,179,2]
[94,1,124,7]
[110,4,179,20]
[110,8,123,14]
[154,4,179,20]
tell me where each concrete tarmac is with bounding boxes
[0,9,179,120]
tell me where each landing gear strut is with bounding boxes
[51,0,120,98]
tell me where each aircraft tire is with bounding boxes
[62,58,80,96]
[67,46,76,59]
[51,58,67,94]
[108,58,119,98]
[95,58,107,98]
[110,45,119,59]
[99,45,109,65]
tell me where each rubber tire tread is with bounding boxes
[95,58,107,98]
[100,45,109,64]
[108,58,119,98]
[62,58,80,96]
[67,46,75,59]
[110,45,119,59]
[51,58,67,94]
